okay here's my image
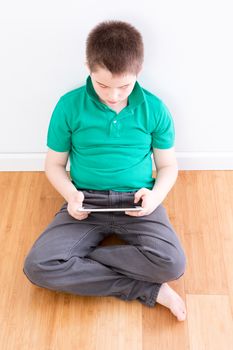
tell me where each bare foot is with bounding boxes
[156,282,186,321]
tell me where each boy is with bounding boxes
[23,20,187,321]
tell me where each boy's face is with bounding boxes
[87,66,138,109]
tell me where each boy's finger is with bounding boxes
[125,211,139,216]
[75,205,84,211]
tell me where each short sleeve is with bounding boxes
[151,101,175,149]
[46,98,71,152]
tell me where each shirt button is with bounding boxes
[113,120,117,123]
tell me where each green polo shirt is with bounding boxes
[46,75,175,192]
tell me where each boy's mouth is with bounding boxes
[107,100,118,104]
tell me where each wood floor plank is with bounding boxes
[0,171,233,349]
[168,171,228,294]
[213,172,233,318]
[187,294,233,350]
[142,277,189,350]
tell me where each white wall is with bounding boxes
[0,0,233,170]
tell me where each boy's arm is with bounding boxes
[44,148,79,202]
[151,147,178,203]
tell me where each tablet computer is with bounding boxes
[77,205,143,212]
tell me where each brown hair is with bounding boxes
[85,20,144,76]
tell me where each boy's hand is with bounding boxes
[125,188,160,217]
[67,190,91,220]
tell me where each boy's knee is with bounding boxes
[23,249,46,286]
[156,249,186,283]
[143,245,186,283]
[160,238,187,281]
[167,249,186,281]
[23,252,36,281]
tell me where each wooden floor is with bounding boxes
[0,171,233,350]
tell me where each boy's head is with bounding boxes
[85,20,144,107]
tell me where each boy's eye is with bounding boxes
[99,85,129,89]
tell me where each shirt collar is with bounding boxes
[85,75,145,111]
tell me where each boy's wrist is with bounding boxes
[151,165,178,203]
[66,188,81,201]
[151,186,165,203]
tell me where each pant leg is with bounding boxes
[87,190,186,306]
[88,201,186,283]
[24,190,185,306]
[23,193,161,307]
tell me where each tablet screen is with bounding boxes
[77,205,143,212]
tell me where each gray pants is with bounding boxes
[23,189,186,307]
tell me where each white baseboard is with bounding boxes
[176,152,233,170]
[0,152,233,171]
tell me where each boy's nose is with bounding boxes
[109,96,118,101]
[108,92,119,100]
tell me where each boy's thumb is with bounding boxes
[134,188,145,203]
